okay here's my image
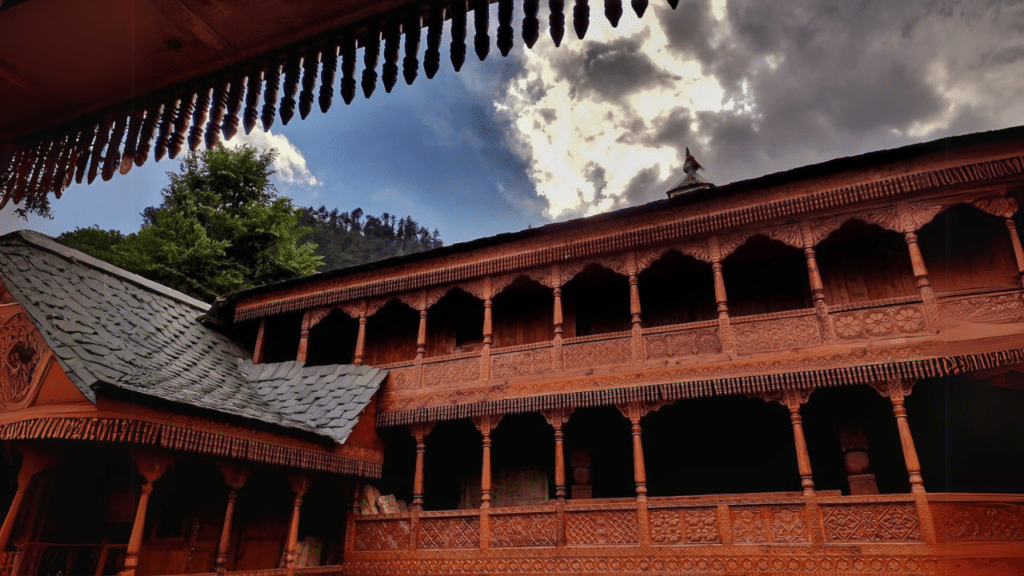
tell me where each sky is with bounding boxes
[3,0,1024,246]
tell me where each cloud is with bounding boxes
[224,126,321,189]
[489,0,1024,219]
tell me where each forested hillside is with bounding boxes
[297,206,443,271]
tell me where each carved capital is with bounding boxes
[131,448,174,484]
[471,413,503,436]
[763,223,804,250]
[541,407,574,429]
[338,299,367,319]
[897,201,944,232]
[717,233,749,261]
[801,217,844,247]
[748,387,813,409]
[306,306,333,329]
[216,461,250,490]
[365,297,390,317]
[870,378,916,401]
[615,401,667,423]
[408,422,435,442]
[289,472,311,497]
[971,195,1018,219]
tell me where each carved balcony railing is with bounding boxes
[376,290,1024,393]
[347,492,1024,576]
[159,567,344,576]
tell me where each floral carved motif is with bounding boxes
[763,224,804,250]
[821,503,921,542]
[562,338,632,370]
[684,508,720,543]
[491,513,557,547]
[1,312,44,404]
[354,519,411,551]
[971,195,1018,219]
[419,516,480,549]
[733,316,821,354]
[565,510,639,545]
[731,508,766,542]
[644,329,720,359]
[649,510,681,543]
[770,507,807,542]
[491,349,553,378]
[424,358,480,387]
[938,503,1024,541]
[833,305,927,340]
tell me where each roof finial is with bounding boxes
[683,147,703,175]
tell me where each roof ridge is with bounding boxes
[0,229,210,311]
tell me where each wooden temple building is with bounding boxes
[3,126,1024,576]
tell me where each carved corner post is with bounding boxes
[214,464,249,574]
[416,307,428,361]
[542,407,573,549]
[296,310,313,362]
[472,414,502,549]
[284,473,311,576]
[552,262,565,371]
[121,450,174,576]
[344,481,361,556]
[628,251,645,361]
[800,221,834,342]
[897,203,940,327]
[482,277,494,377]
[1005,218,1024,288]
[354,301,368,365]
[407,422,434,551]
[0,446,58,552]
[616,402,663,548]
[253,318,267,364]
[871,378,936,543]
[708,237,735,354]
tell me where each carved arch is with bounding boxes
[426,285,484,310]
[636,240,712,273]
[492,269,555,297]
[560,257,630,286]
[969,195,1018,219]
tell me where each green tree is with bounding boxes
[59,145,322,301]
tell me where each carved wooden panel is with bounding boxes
[565,510,639,545]
[942,292,1024,324]
[490,347,554,378]
[730,507,767,542]
[769,507,807,543]
[490,512,557,547]
[934,502,1024,542]
[832,304,927,340]
[649,508,720,544]
[418,516,480,549]
[644,327,720,360]
[387,366,419,390]
[732,315,822,354]
[562,338,631,370]
[354,519,412,550]
[423,357,481,387]
[1,311,44,404]
[821,503,921,542]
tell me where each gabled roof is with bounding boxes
[0,230,384,444]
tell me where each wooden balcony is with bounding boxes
[380,292,947,396]
[345,492,1024,576]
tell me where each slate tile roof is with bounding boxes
[0,230,385,445]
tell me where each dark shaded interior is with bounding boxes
[638,250,717,327]
[722,236,812,317]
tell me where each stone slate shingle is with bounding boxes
[0,230,386,445]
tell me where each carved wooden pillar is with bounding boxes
[871,378,936,542]
[1005,218,1024,287]
[214,464,249,574]
[799,222,834,342]
[709,237,734,354]
[472,414,501,549]
[409,423,435,510]
[297,310,312,362]
[0,447,58,553]
[416,309,428,360]
[253,318,267,364]
[121,451,174,576]
[284,474,311,576]
[552,264,565,370]
[344,481,360,555]
[481,289,494,378]
[617,402,662,548]
[542,407,572,548]
[902,231,940,326]
[783,388,816,496]
[354,304,368,365]
[629,263,644,360]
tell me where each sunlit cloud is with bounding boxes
[225,126,321,189]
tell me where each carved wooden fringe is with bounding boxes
[403,13,422,85]
[382,21,401,93]
[424,3,444,78]
[299,47,320,120]
[376,348,1024,426]
[362,27,381,98]
[450,0,468,71]
[0,416,381,477]
[321,42,340,111]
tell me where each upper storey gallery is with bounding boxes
[217,127,1024,409]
